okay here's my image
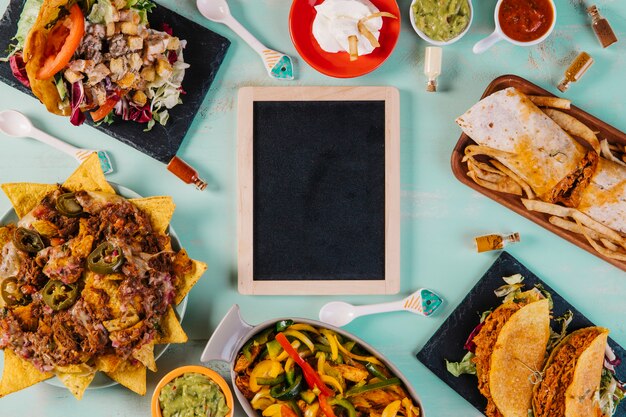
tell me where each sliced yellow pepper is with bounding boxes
[250,360,284,392]
[276,340,301,362]
[320,329,339,361]
[381,400,402,417]
[285,357,295,374]
[251,387,275,410]
[317,351,327,375]
[262,404,284,417]
[321,374,343,394]
[304,403,320,417]
[334,335,382,365]
[288,323,320,334]
[283,330,315,353]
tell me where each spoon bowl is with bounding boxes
[0,109,34,137]
[319,301,356,327]
[196,0,230,22]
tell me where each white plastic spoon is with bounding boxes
[0,110,113,174]
[196,0,294,80]
[319,288,443,327]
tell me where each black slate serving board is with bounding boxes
[416,251,626,417]
[0,0,230,163]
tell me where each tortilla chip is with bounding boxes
[105,360,146,395]
[63,153,115,194]
[175,258,207,305]
[155,306,188,344]
[129,196,175,234]
[95,354,123,374]
[1,183,58,218]
[0,226,14,248]
[57,371,96,400]
[0,349,53,397]
[489,299,550,417]
[133,343,157,372]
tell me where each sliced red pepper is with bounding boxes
[275,332,332,396]
[281,405,299,417]
[90,95,121,122]
[318,394,338,417]
[36,4,85,80]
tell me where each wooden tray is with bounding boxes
[451,74,626,272]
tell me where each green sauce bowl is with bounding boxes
[409,0,474,46]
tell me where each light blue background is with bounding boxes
[0,0,624,416]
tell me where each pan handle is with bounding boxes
[201,304,254,363]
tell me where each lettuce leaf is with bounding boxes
[1,0,44,61]
[446,351,476,377]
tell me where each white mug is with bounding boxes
[473,0,556,54]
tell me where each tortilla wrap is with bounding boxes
[456,87,596,206]
[533,327,609,417]
[472,295,550,417]
[577,158,626,234]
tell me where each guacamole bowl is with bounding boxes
[409,0,473,46]
[151,365,234,417]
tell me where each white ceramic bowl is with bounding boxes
[201,305,427,417]
[409,0,474,46]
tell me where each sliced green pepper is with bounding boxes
[300,390,316,405]
[288,400,303,417]
[345,377,401,397]
[87,242,124,274]
[270,370,304,400]
[13,227,45,253]
[41,280,79,311]
[1,277,28,306]
[330,398,357,417]
[55,193,83,217]
[254,327,274,345]
[365,362,388,380]
[242,339,254,361]
[275,319,294,332]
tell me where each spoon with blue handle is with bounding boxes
[0,110,113,174]
[196,0,294,80]
[319,288,443,327]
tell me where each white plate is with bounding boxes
[0,183,187,389]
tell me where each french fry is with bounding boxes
[528,95,571,110]
[548,216,604,241]
[575,219,626,261]
[490,159,535,199]
[542,108,600,153]
[468,170,522,195]
[348,35,358,61]
[600,139,626,167]
[360,11,398,22]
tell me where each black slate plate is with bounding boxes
[0,0,230,163]
[416,251,626,417]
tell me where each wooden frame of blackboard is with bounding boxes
[237,86,400,295]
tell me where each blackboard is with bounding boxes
[238,87,400,295]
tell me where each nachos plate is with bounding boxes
[0,154,207,398]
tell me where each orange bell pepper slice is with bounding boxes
[318,394,338,417]
[36,4,85,80]
[90,95,121,122]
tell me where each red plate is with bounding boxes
[289,0,401,78]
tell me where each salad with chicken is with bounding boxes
[4,0,188,130]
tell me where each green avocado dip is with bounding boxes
[158,373,230,417]
[412,0,471,42]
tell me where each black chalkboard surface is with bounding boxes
[238,87,400,295]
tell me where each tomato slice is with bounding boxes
[90,95,121,122]
[36,4,85,80]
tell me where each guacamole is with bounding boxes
[412,0,471,42]
[159,373,230,417]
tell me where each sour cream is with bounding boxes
[312,0,383,57]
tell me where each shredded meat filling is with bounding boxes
[532,328,603,417]
[472,302,526,417]
[546,150,599,207]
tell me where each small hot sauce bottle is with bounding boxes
[424,47,442,92]
[475,232,520,253]
[587,5,618,48]
[167,156,208,190]
[557,52,594,92]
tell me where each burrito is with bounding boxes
[578,158,626,234]
[456,87,598,207]
[472,293,550,417]
[533,327,609,417]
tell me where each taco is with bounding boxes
[471,292,550,417]
[7,0,188,128]
[533,327,609,417]
[455,87,598,207]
